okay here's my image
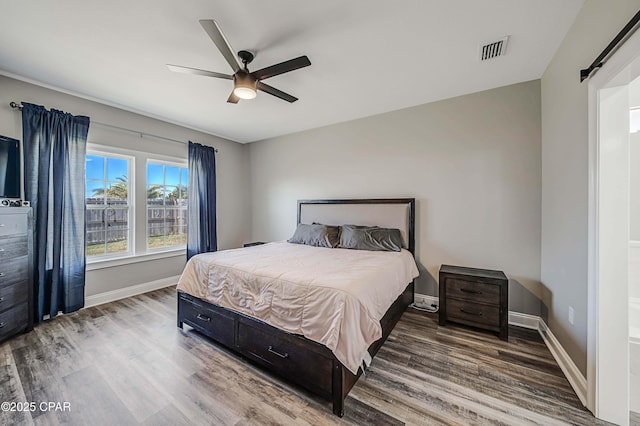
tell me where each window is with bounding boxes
[147,161,188,250]
[86,152,133,258]
[85,144,189,265]
[631,108,640,133]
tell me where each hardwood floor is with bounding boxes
[0,286,613,425]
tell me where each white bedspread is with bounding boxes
[177,241,419,374]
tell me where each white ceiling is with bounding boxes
[0,0,584,143]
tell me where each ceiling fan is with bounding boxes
[167,20,311,104]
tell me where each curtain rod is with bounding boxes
[580,9,640,82]
[9,101,218,152]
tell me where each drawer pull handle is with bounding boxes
[460,288,482,295]
[196,314,211,322]
[460,308,483,316]
[0,273,5,278]
[268,346,289,359]
[0,297,4,302]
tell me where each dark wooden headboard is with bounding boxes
[297,198,416,255]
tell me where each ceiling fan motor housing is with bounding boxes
[233,70,257,99]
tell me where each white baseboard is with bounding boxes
[414,293,438,307]
[415,293,587,406]
[508,311,540,330]
[84,275,179,308]
[537,320,588,406]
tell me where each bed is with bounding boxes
[176,198,418,416]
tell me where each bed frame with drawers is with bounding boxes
[177,198,416,416]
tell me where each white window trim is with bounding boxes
[86,248,185,271]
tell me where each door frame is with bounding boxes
[587,27,640,425]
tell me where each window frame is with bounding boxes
[145,159,189,253]
[631,107,640,133]
[85,148,135,262]
[84,143,189,270]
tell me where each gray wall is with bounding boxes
[249,80,545,317]
[541,0,640,376]
[0,75,251,296]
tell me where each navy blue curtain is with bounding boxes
[187,141,217,259]
[22,103,90,322]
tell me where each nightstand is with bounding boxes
[438,264,508,340]
[243,242,266,248]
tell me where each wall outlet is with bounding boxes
[568,306,574,325]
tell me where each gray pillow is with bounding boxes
[312,222,340,248]
[288,223,339,248]
[339,224,403,252]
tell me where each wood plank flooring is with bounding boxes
[0,286,614,425]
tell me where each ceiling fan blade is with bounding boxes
[251,56,311,81]
[167,64,233,80]
[227,91,240,104]
[199,19,241,73]
[257,81,298,103]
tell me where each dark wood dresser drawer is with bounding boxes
[445,278,500,305]
[446,298,500,330]
[178,294,235,348]
[0,281,28,312]
[238,321,332,398]
[439,264,508,340]
[0,302,28,341]
[0,214,28,237]
[0,256,28,288]
[0,235,28,261]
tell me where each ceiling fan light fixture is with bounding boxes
[233,86,257,100]
[233,72,257,100]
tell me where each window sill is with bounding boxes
[86,249,186,271]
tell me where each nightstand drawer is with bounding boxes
[0,235,28,261]
[446,298,500,329]
[0,256,28,288]
[0,281,28,313]
[446,278,500,305]
[0,214,28,237]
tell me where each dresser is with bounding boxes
[0,207,33,343]
[438,264,508,340]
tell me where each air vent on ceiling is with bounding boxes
[480,36,509,61]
